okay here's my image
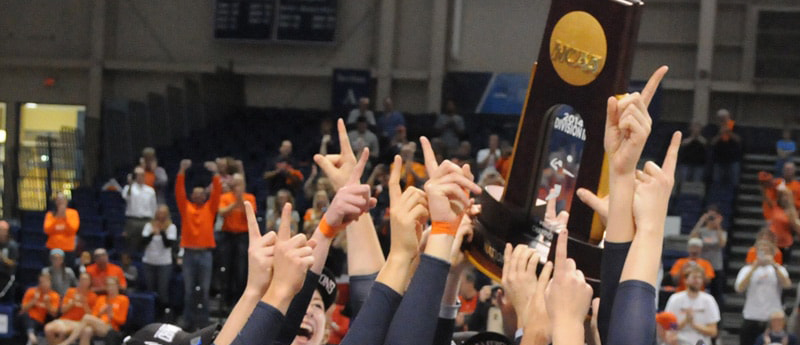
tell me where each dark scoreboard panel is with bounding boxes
[214,0,337,42]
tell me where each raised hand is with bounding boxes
[204,161,219,174]
[262,203,316,314]
[632,132,680,232]
[313,119,359,190]
[324,149,376,230]
[179,159,192,172]
[388,155,429,260]
[521,253,553,345]
[502,244,541,328]
[545,230,593,340]
[576,188,608,227]
[244,201,277,296]
[420,137,481,225]
[605,66,667,175]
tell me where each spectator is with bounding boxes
[389,143,427,190]
[42,249,77,296]
[678,122,707,183]
[346,97,376,126]
[735,240,792,345]
[710,108,742,186]
[761,163,800,216]
[266,189,300,234]
[122,166,157,254]
[214,157,244,193]
[689,206,727,306]
[315,118,337,156]
[664,266,721,345]
[175,159,221,331]
[385,125,409,160]
[746,228,783,265]
[141,205,177,312]
[75,251,91,275]
[303,190,329,236]
[669,238,715,291]
[263,157,304,197]
[377,97,405,138]
[763,186,800,259]
[477,134,501,181]
[0,220,18,301]
[655,311,679,345]
[451,141,475,169]
[140,147,168,203]
[85,248,127,293]
[44,273,97,345]
[348,116,380,159]
[434,100,466,156]
[756,311,798,345]
[20,273,59,345]
[496,142,514,181]
[776,129,796,175]
[44,192,80,267]
[57,276,129,345]
[303,166,335,201]
[218,174,256,306]
[119,253,137,292]
[457,270,480,330]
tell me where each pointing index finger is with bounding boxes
[337,118,353,157]
[641,66,668,107]
[389,155,402,202]
[555,229,569,271]
[661,131,682,177]
[347,148,370,185]
[277,203,293,241]
[420,136,439,177]
[245,201,260,243]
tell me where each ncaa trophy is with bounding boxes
[466,0,645,291]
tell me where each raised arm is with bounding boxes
[175,160,192,215]
[544,231,594,345]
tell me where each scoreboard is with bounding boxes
[214,0,337,43]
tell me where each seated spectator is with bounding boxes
[303,190,329,236]
[678,122,707,183]
[746,228,783,265]
[434,100,466,156]
[266,189,300,234]
[44,192,80,267]
[736,240,792,345]
[689,206,727,305]
[42,249,77,296]
[763,186,800,259]
[139,147,168,203]
[218,174,256,306]
[21,273,59,345]
[655,311,679,345]
[346,97,376,126]
[119,253,138,293]
[85,248,127,293]
[377,97,405,139]
[477,134,501,181]
[665,266,721,345]
[669,238,715,291]
[122,166,157,254]
[776,129,796,175]
[75,251,91,275]
[348,116,380,160]
[0,220,18,301]
[756,310,798,345]
[388,143,427,190]
[57,277,129,345]
[710,108,742,186]
[141,205,177,311]
[44,273,97,345]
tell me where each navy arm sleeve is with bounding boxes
[228,302,285,345]
[606,280,656,345]
[433,317,456,345]
[598,241,631,345]
[275,270,319,344]
[341,282,402,345]
[385,254,450,345]
[348,272,378,319]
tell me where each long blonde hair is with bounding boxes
[151,204,173,229]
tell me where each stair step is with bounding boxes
[729,260,800,275]
[744,153,779,162]
[733,218,766,227]
[743,163,776,172]
[736,205,763,215]
[737,194,763,203]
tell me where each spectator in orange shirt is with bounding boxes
[763,186,800,260]
[44,192,80,267]
[389,143,427,190]
[175,159,221,331]
[58,276,129,345]
[85,248,127,293]
[303,190,330,236]
[21,273,59,345]
[670,238,716,291]
[44,273,97,345]
[140,147,168,203]
[746,228,784,265]
[217,173,256,306]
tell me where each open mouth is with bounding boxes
[297,322,314,342]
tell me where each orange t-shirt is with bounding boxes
[86,263,128,291]
[669,257,716,291]
[219,192,256,233]
[768,207,794,249]
[745,246,783,265]
[458,295,478,315]
[60,288,98,321]
[22,287,59,323]
[176,174,221,248]
[43,209,80,251]
[496,157,512,180]
[762,179,800,219]
[144,171,156,188]
[93,294,129,331]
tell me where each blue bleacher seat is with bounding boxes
[0,304,15,338]
[127,292,157,331]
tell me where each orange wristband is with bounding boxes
[319,218,345,238]
[431,221,457,236]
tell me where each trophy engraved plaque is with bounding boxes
[467,0,644,290]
